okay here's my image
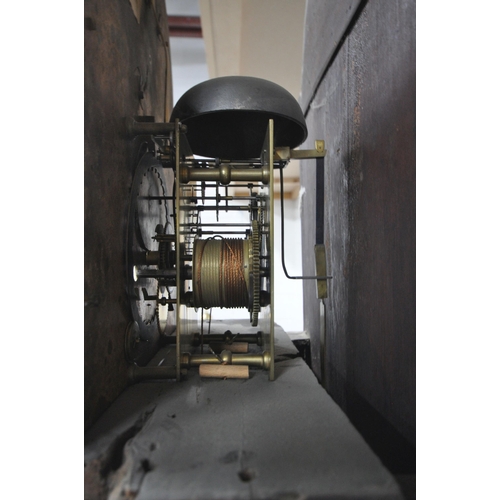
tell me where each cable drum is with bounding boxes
[193,238,251,309]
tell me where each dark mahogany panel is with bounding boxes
[84,0,173,429]
[301,0,415,474]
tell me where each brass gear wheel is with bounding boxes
[251,219,261,326]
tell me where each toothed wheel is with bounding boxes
[251,219,261,326]
[158,239,168,270]
[125,151,170,365]
[136,163,168,326]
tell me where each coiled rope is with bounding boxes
[193,238,250,309]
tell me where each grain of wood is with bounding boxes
[199,364,249,379]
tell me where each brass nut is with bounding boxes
[219,164,231,185]
[180,165,190,184]
[220,350,232,365]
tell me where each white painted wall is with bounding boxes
[271,197,304,333]
[199,0,306,100]
[166,0,209,105]
[169,37,209,105]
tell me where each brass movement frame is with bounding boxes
[174,119,276,380]
[125,115,326,383]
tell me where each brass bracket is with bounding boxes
[314,244,328,300]
[274,140,326,161]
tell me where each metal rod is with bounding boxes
[181,159,283,167]
[279,166,332,280]
[180,231,248,235]
[179,196,257,201]
[181,166,270,185]
[192,331,263,346]
[135,268,193,280]
[179,223,251,227]
[175,119,182,382]
[179,205,251,211]
[190,182,264,189]
[182,159,265,167]
[136,268,176,278]
[316,156,325,245]
[180,351,271,369]
[125,117,182,137]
